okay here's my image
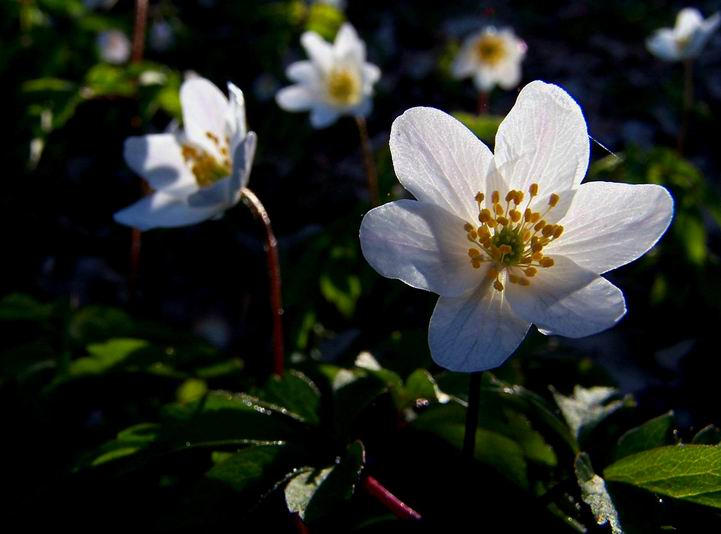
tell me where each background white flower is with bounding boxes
[276,23,381,128]
[97,29,131,65]
[114,77,256,231]
[360,81,673,372]
[452,26,526,92]
[647,7,720,61]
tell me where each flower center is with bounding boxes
[464,183,563,292]
[475,35,506,66]
[675,34,692,50]
[181,131,232,188]
[326,67,362,106]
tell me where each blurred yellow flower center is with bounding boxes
[464,184,563,292]
[326,67,362,106]
[475,35,506,66]
[675,34,692,50]
[181,131,232,187]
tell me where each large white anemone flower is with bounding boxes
[359,81,673,372]
[115,77,257,230]
[452,26,526,92]
[276,23,381,128]
[647,7,720,61]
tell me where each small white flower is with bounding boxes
[97,29,131,65]
[114,77,256,231]
[647,7,720,61]
[276,23,381,128]
[359,81,673,372]
[452,26,526,92]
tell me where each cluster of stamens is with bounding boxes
[464,183,564,292]
[181,131,232,187]
[326,67,362,106]
[475,35,506,66]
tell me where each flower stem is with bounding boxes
[462,371,482,460]
[362,475,422,520]
[477,90,490,115]
[240,188,285,376]
[354,115,380,207]
[677,59,694,154]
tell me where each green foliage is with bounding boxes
[575,453,623,533]
[614,412,675,460]
[552,385,633,442]
[452,112,504,144]
[605,446,721,509]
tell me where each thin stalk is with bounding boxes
[362,475,422,521]
[677,59,694,154]
[240,188,285,376]
[477,90,490,115]
[127,0,149,303]
[354,115,380,207]
[462,371,482,460]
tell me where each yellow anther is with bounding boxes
[529,183,539,196]
[524,267,537,277]
[493,279,504,291]
[522,229,531,241]
[477,226,491,240]
[464,223,474,232]
[518,277,530,286]
[468,248,480,257]
[509,209,521,223]
[531,241,544,252]
[479,209,492,223]
[494,203,504,215]
[532,251,543,261]
[508,274,520,284]
[468,229,478,239]
[542,225,555,237]
[498,245,513,255]
[491,191,500,204]
[531,213,541,223]
[514,191,524,204]
[549,193,560,207]
[524,208,533,221]
[539,257,555,268]
[553,225,564,239]
[487,267,499,279]
[471,258,482,269]
[475,192,485,203]
[496,216,509,226]
[487,218,498,228]
[534,220,546,231]
[505,191,515,203]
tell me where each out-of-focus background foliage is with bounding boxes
[2,0,721,532]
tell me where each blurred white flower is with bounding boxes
[97,29,131,64]
[276,23,381,128]
[150,20,175,52]
[647,8,720,61]
[452,26,526,92]
[114,77,256,230]
[360,81,673,372]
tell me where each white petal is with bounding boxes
[362,63,381,88]
[187,177,231,207]
[180,77,229,153]
[359,199,483,297]
[505,255,601,334]
[286,60,321,85]
[310,105,340,128]
[496,60,522,90]
[226,82,247,143]
[114,191,222,231]
[676,8,704,36]
[685,12,720,57]
[546,181,673,274]
[276,85,316,112]
[301,31,334,73]
[123,134,198,197]
[334,23,365,64]
[231,131,257,191]
[429,281,531,372]
[524,276,626,339]
[389,107,494,223]
[646,30,681,61]
[473,68,498,92]
[451,42,477,79]
[494,81,589,196]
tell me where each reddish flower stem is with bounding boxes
[354,115,380,207]
[240,188,285,376]
[677,59,693,154]
[362,475,422,521]
[477,90,489,115]
[463,371,482,460]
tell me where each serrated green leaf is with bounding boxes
[261,370,321,425]
[615,412,675,460]
[605,445,721,509]
[451,112,504,143]
[285,441,365,522]
[692,425,721,445]
[552,385,631,440]
[575,453,623,533]
[67,338,149,376]
[206,444,300,494]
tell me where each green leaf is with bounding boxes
[0,293,53,322]
[305,4,345,40]
[333,374,389,439]
[412,403,528,488]
[285,441,365,523]
[552,385,631,440]
[319,272,361,318]
[261,370,322,425]
[69,338,149,375]
[615,412,675,460]
[403,369,450,409]
[451,112,504,143]
[605,445,721,509]
[693,425,721,445]
[575,453,623,533]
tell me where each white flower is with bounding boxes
[452,26,526,92]
[114,77,256,230]
[97,30,131,65]
[647,7,720,61]
[359,81,673,372]
[276,23,381,128]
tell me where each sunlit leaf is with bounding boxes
[614,412,675,460]
[575,453,623,533]
[261,370,321,425]
[552,385,632,440]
